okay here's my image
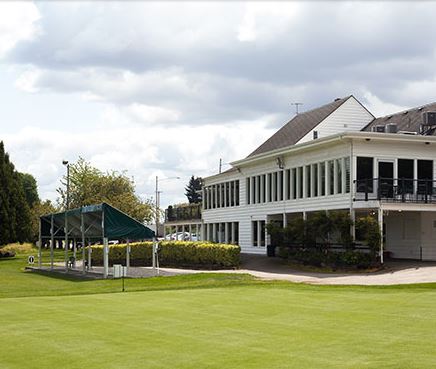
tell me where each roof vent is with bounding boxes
[334,98,341,102]
[403,111,409,115]
[386,123,398,133]
[422,112,436,126]
[372,125,386,133]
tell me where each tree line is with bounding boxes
[1,141,205,246]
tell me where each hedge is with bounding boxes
[278,247,374,269]
[90,241,240,269]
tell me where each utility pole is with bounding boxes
[62,160,70,209]
[291,102,303,115]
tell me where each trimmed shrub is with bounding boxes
[90,241,240,269]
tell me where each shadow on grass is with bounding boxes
[25,268,100,282]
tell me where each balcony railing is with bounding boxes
[165,203,202,222]
[354,178,436,203]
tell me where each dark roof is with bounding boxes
[363,101,436,135]
[40,203,155,240]
[248,96,352,157]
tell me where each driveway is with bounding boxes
[56,255,436,285]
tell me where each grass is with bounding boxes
[1,249,436,368]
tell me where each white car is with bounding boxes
[164,232,198,241]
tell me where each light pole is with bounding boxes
[155,176,180,239]
[62,160,70,210]
[62,160,70,270]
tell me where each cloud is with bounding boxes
[4,1,436,206]
[0,2,40,58]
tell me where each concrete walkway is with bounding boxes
[43,255,436,285]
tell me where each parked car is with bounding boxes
[164,232,198,241]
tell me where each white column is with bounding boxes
[231,222,236,244]
[218,223,223,243]
[325,161,330,195]
[334,159,338,194]
[212,223,217,242]
[378,209,384,264]
[283,213,287,228]
[214,185,218,208]
[224,222,229,244]
[189,224,192,241]
[284,170,288,200]
[302,166,307,198]
[413,159,418,195]
[290,169,294,199]
[233,181,237,206]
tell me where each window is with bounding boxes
[306,165,311,197]
[313,164,318,197]
[273,172,278,201]
[292,168,297,199]
[278,171,283,201]
[320,162,326,196]
[336,158,342,194]
[357,157,374,193]
[235,181,240,205]
[313,130,318,139]
[418,160,433,194]
[398,159,414,194]
[285,169,291,200]
[252,221,258,246]
[261,175,266,203]
[328,160,335,195]
[267,173,272,202]
[246,178,251,205]
[298,167,303,198]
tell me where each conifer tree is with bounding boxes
[185,175,203,204]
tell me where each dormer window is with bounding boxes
[313,130,318,139]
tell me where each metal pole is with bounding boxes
[87,238,92,270]
[152,240,156,275]
[103,237,109,278]
[66,164,70,210]
[64,211,69,271]
[81,212,86,274]
[50,214,54,270]
[38,218,42,269]
[126,239,130,273]
[155,175,159,240]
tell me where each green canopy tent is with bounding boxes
[39,203,154,278]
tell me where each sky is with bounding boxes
[1,1,436,208]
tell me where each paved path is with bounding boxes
[52,255,436,285]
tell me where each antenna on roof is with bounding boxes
[291,102,303,115]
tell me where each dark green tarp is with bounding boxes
[40,202,154,241]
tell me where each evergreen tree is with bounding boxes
[18,172,40,208]
[185,175,203,203]
[0,141,32,244]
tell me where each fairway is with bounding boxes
[1,256,436,368]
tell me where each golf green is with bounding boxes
[1,256,436,368]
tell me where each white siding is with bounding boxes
[297,96,374,144]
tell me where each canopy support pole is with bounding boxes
[103,237,109,278]
[88,238,92,270]
[38,218,42,269]
[81,213,86,274]
[126,239,130,273]
[64,211,69,272]
[50,214,54,270]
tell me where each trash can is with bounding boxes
[267,245,276,257]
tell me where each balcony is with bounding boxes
[165,203,202,223]
[354,178,436,203]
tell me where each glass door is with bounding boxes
[378,161,394,198]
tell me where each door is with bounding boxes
[378,161,394,198]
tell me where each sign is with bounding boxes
[113,264,126,278]
[28,255,35,264]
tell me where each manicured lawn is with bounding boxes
[1,253,436,368]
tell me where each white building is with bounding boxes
[199,95,436,260]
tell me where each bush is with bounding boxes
[284,248,374,269]
[0,249,16,258]
[1,242,34,255]
[90,241,240,269]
